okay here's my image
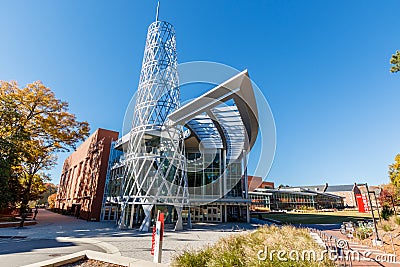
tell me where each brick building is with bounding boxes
[247,176,274,191]
[56,128,118,221]
[289,183,363,208]
[323,184,361,208]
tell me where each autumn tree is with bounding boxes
[47,193,57,209]
[390,51,400,73]
[378,183,400,208]
[389,154,400,187]
[0,88,26,209]
[0,81,89,221]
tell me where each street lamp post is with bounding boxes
[357,183,381,243]
[372,191,382,225]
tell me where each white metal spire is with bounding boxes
[118,16,188,231]
[155,1,160,21]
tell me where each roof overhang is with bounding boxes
[168,69,259,149]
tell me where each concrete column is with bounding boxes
[246,204,250,223]
[202,155,206,196]
[174,206,183,231]
[129,204,135,228]
[224,205,227,222]
[119,204,126,229]
[187,207,192,229]
[243,151,249,199]
[219,150,223,198]
[135,204,140,225]
[222,149,227,195]
[139,204,153,232]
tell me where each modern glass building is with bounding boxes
[249,188,344,211]
[102,69,259,229]
[100,12,259,230]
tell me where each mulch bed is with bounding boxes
[61,259,124,267]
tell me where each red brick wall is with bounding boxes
[248,176,274,191]
[56,128,118,221]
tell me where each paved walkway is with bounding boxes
[0,238,104,267]
[0,209,260,265]
[7,210,397,266]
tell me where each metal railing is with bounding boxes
[309,228,352,266]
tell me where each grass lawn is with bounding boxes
[253,211,376,224]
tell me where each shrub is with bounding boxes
[382,223,394,232]
[354,226,373,240]
[381,205,394,220]
[172,225,334,267]
[173,246,213,267]
[395,216,400,226]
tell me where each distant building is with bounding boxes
[293,184,326,192]
[55,128,119,221]
[248,176,274,191]
[286,183,362,208]
[249,187,343,211]
[324,184,361,208]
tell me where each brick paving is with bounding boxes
[321,229,399,266]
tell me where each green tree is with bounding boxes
[390,51,400,73]
[389,154,400,187]
[37,183,57,206]
[0,81,89,223]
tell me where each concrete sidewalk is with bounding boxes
[0,238,105,267]
[0,209,120,240]
[0,209,261,265]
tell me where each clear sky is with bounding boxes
[1,1,399,187]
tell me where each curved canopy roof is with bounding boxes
[185,114,223,149]
[168,70,258,156]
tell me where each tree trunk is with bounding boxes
[19,174,33,228]
[19,204,27,228]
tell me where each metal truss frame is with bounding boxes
[118,20,188,231]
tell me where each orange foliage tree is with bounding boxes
[0,81,89,218]
[47,193,57,209]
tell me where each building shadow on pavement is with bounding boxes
[0,239,76,255]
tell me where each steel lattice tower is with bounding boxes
[118,6,188,231]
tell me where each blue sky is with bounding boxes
[1,1,399,186]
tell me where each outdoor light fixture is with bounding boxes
[357,183,381,244]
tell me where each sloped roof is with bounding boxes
[325,184,354,192]
[286,184,326,192]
